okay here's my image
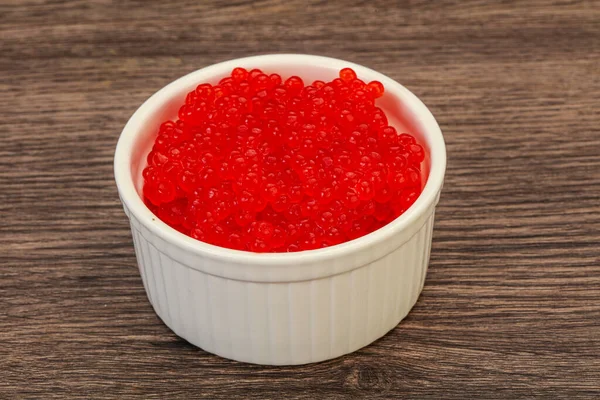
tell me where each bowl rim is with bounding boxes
[114,53,446,266]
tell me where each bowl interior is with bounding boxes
[115,54,445,264]
[129,60,432,200]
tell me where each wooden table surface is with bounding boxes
[2,0,600,398]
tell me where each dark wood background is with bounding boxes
[2,0,599,398]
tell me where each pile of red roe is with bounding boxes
[143,67,425,252]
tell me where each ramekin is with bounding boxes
[114,54,446,365]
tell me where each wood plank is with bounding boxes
[1,0,599,397]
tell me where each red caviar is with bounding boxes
[143,67,425,252]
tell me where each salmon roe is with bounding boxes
[142,67,425,252]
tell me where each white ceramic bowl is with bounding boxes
[114,54,446,365]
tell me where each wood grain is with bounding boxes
[1,0,600,398]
